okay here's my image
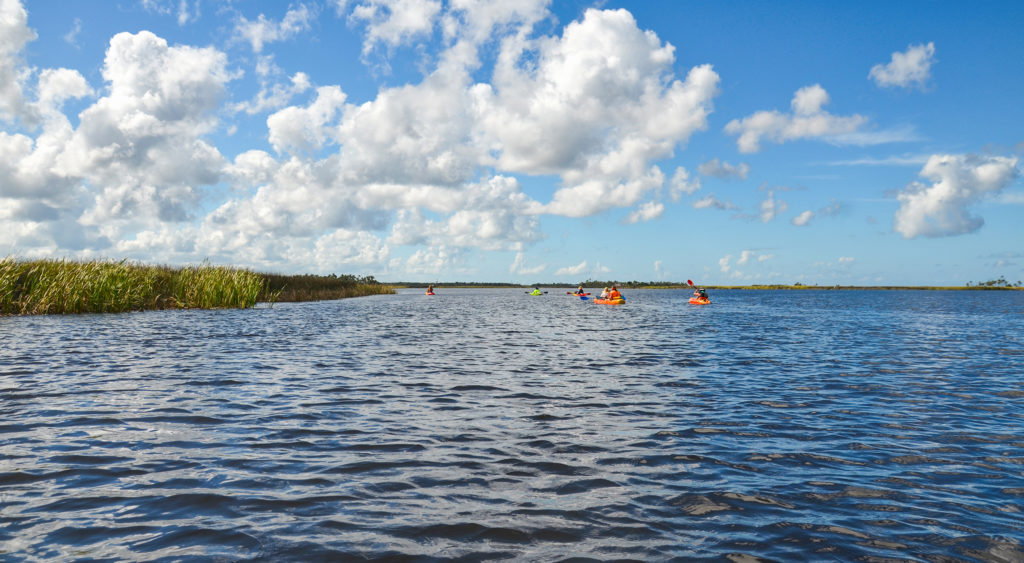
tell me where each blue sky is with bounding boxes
[2,0,1022,285]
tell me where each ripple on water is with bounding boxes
[1,289,1023,560]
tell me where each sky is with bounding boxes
[1,0,1022,285]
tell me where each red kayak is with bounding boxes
[689,296,710,305]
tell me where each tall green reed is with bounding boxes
[0,258,264,315]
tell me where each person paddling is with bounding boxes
[693,287,708,300]
[608,285,622,300]
[599,287,610,299]
[575,285,586,295]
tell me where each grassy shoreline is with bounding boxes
[1,258,394,315]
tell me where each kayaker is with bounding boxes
[599,287,610,299]
[575,285,585,295]
[608,285,622,300]
[530,287,543,296]
[426,284,434,295]
[693,288,708,300]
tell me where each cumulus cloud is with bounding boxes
[555,260,588,276]
[724,84,867,153]
[758,191,787,222]
[669,166,700,200]
[792,209,814,226]
[347,0,442,55]
[893,154,1019,238]
[623,201,664,224]
[510,251,545,275]
[232,69,312,115]
[234,4,314,53]
[472,8,720,216]
[869,42,935,90]
[268,86,347,154]
[66,31,233,228]
[699,158,749,180]
[692,194,737,210]
[0,2,726,276]
[0,0,36,124]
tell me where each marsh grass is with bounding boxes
[1,258,264,315]
[0,258,395,315]
[260,273,394,302]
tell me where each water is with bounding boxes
[2,289,1023,561]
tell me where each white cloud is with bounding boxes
[510,251,545,275]
[472,8,720,216]
[718,254,732,274]
[405,245,464,274]
[792,209,814,226]
[692,194,737,210]
[623,201,664,224]
[63,18,82,47]
[347,0,442,55]
[838,256,854,263]
[698,158,749,180]
[869,42,935,90]
[314,228,389,268]
[0,0,36,125]
[757,254,773,262]
[737,250,756,266]
[669,166,700,200]
[724,84,867,153]
[63,31,233,229]
[232,69,312,115]
[267,86,347,154]
[234,4,315,53]
[758,191,787,222]
[893,154,1019,238]
[828,153,931,167]
[178,0,199,26]
[555,260,588,276]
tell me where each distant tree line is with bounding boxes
[261,272,393,301]
[965,276,1021,288]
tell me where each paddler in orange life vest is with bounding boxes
[693,288,708,300]
[608,285,622,300]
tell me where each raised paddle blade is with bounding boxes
[687,279,694,286]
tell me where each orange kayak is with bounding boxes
[689,297,710,305]
[595,297,625,305]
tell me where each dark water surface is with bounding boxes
[2,289,1023,561]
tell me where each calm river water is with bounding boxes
[1,289,1023,561]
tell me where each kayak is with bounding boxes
[426,292,435,295]
[689,297,710,305]
[594,297,625,305]
[529,291,543,296]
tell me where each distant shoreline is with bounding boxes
[391,283,1022,291]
